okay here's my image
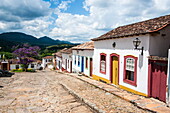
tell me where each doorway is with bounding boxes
[110,54,119,85]
[148,60,167,102]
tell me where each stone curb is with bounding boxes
[63,72,156,113]
[59,83,105,113]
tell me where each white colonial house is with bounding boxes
[9,59,41,70]
[61,48,73,73]
[91,14,170,103]
[42,56,53,69]
[53,48,68,71]
[72,41,94,76]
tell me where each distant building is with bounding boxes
[42,56,53,69]
[72,41,94,76]
[61,48,73,73]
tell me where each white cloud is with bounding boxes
[50,0,170,43]
[58,0,72,11]
[1,0,170,43]
[0,0,51,22]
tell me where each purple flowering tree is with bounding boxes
[13,46,40,71]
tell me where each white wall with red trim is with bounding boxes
[93,34,150,95]
[62,53,72,72]
[56,56,62,71]
[72,49,93,76]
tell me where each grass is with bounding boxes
[11,68,36,72]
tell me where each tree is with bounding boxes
[13,46,40,71]
[0,52,14,59]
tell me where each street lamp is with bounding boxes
[133,38,144,55]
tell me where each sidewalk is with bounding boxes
[63,72,170,113]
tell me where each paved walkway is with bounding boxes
[0,70,94,113]
[61,72,170,113]
[1,69,169,113]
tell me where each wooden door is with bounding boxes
[65,59,67,70]
[90,58,93,76]
[81,56,84,72]
[70,61,72,73]
[149,60,167,102]
[111,56,118,85]
[2,63,8,70]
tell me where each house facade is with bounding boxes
[91,14,170,102]
[42,56,53,69]
[10,59,41,70]
[61,48,73,73]
[72,41,94,76]
[53,48,68,71]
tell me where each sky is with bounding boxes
[0,0,170,43]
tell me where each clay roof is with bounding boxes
[43,56,53,59]
[60,48,73,54]
[92,14,170,41]
[9,58,41,64]
[72,41,94,50]
[9,59,19,64]
[54,48,68,58]
[148,56,168,61]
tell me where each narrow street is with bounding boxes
[0,70,149,113]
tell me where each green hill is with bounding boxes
[0,32,74,52]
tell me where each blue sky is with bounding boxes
[0,0,170,43]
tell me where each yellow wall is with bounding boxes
[92,74,147,97]
[119,85,148,97]
[92,74,110,83]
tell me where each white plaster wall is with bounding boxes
[149,25,170,57]
[56,56,62,71]
[62,53,72,72]
[72,54,81,73]
[10,64,21,70]
[167,49,170,105]
[93,35,150,95]
[72,50,93,75]
[41,58,53,69]
[83,56,92,76]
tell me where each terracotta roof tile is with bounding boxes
[54,48,68,57]
[92,14,170,41]
[43,56,53,59]
[72,41,94,50]
[60,48,73,54]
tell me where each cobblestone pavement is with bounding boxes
[0,70,94,113]
[0,69,152,113]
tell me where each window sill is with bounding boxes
[123,79,137,86]
[100,71,106,74]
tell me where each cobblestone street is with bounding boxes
[0,70,150,113]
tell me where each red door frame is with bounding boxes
[70,61,72,73]
[110,53,119,84]
[90,58,93,76]
[148,59,168,102]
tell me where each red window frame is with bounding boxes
[123,55,138,86]
[85,57,88,69]
[100,53,106,74]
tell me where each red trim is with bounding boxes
[56,67,59,70]
[110,53,119,84]
[62,67,70,73]
[100,53,106,74]
[123,55,138,86]
[70,61,72,73]
[85,57,88,69]
[148,60,151,97]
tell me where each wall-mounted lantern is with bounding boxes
[112,42,116,48]
[133,38,144,55]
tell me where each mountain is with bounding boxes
[0,32,73,52]
[38,36,72,45]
